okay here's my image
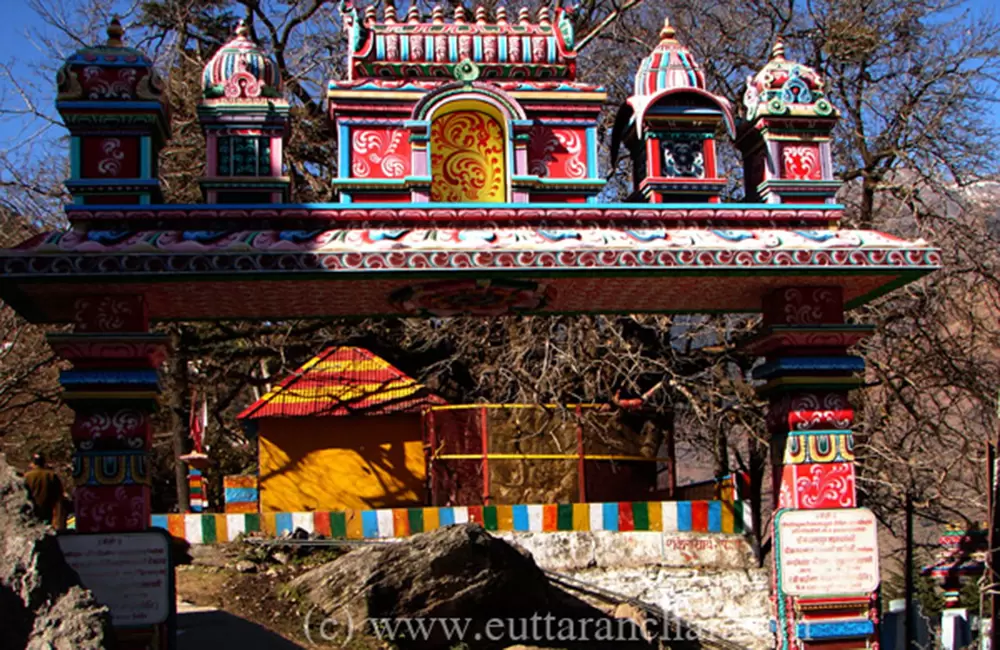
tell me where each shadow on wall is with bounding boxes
[258,413,426,512]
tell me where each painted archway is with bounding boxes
[430,101,507,203]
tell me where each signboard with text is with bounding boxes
[775,508,880,596]
[58,529,174,628]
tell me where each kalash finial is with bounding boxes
[106,16,125,47]
[234,19,250,38]
[770,36,786,60]
[659,17,676,41]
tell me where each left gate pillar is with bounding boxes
[744,287,880,650]
[48,295,168,532]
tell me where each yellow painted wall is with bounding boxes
[258,414,426,513]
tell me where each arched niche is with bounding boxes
[409,83,529,203]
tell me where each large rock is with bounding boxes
[0,454,112,650]
[291,523,669,649]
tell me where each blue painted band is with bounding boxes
[796,620,874,640]
[752,356,865,380]
[60,369,160,385]
[275,512,293,535]
[224,488,258,502]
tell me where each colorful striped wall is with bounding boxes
[151,500,752,545]
[223,475,258,513]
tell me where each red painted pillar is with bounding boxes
[49,295,167,532]
[745,287,879,650]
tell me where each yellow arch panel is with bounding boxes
[430,108,506,202]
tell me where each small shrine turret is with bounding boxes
[329,2,607,204]
[56,18,170,204]
[737,39,841,204]
[611,19,736,204]
[922,524,988,608]
[199,21,290,204]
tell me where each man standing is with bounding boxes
[24,453,65,528]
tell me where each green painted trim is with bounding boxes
[483,506,498,531]
[330,511,347,537]
[70,138,81,180]
[140,137,151,179]
[557,503,574,530]
[631,502,649,531]
[408,508,424,534]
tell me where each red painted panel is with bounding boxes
[73,295,148,333]
[529,194,588,203]
[71,408,152,450]
[763,287,844,326]
[467,505,484,524]
[617,502,635,531]
[527,125,588,180]
[781,144,822,180]
[542,504,558,531]
[351,193,412,203]
[313,511,332,537]
[350,128,411,179]
[81,136,140,179]
[778,462,856,509]
[75,485,150,532]
[690,501,708,532]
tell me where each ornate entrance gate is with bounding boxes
[1,11,939,650]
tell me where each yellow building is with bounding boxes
[238,347,445,513]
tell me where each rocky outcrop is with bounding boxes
[291,523,692,649]
[0,454,111,650]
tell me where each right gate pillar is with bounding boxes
[745,287,881,650]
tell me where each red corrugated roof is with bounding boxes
[237,346,445,420]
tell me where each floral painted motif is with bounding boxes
[528,126,587,179]
[778,462,856,509]
[782,145,822,180]
[390,279,554,317]
[430,111,505,202]
[97,138,125,176]
[351,129,410,179]
[73,295,147,332]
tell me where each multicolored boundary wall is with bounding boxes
[152,499,753,545]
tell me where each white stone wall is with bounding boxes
[498,531,772,650]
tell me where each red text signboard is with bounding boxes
[776,507,879,596]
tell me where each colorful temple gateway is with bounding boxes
[0,9,940,650]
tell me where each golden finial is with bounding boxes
[106,16,124,47]
[771,36,786,60]
[235,19,250,38]
[659,17,676,41]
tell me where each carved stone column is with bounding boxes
[49,295,167,532]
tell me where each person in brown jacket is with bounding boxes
[23,453,65,528]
